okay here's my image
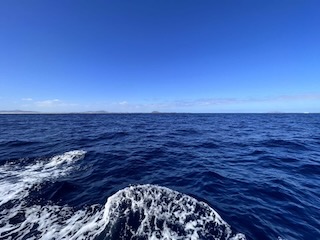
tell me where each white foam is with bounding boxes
[0,150,86,205]
[101,184,246,240]
[0,151,246,240]
[0,150,105,240]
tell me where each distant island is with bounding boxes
[0,110,317,114]
[0,110,112,114]
[83,111,109,114]
[0,110,39,114]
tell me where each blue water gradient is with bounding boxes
[0,114,319,239]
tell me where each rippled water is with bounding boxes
[0,114,319,239]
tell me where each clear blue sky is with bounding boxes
[0,0,319,113]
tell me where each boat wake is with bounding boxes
[0,150,245,240]
[99,184,245,240]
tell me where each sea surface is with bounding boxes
[0,114,319,240]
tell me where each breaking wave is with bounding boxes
[100,185,245,240]
[0,151,245,240]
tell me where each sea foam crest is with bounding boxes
[0,151,245,240]
[0,150,105,240]
[0,150,86,205]
[100,184,246,240]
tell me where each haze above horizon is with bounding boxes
[0,1,319,113]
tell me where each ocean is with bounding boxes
[0,113,319,240]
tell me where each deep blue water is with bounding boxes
[0,114,319,240]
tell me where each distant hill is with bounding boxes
[0,110,39,114]
[83,110,109,114]
[0,110,112,114]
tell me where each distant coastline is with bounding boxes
[0,111,173,114]
[0,110,317,114]
[0,110,110,114]
[0,110,40,114]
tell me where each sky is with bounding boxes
[0,0,319,113]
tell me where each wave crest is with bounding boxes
[0,150,105,240]
[100,184,246,240]
[0,151,245,240]
[0,150,86,205]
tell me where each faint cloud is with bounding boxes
[21,98,33,101]
[171,98,243,108]
[11,93,319,113]
[119,101,128,105]
[34,99,78,109]
[35,99,61,107]
[272,94,320,101]
[171,94,320,108]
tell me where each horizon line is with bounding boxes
[0,110,317,114]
